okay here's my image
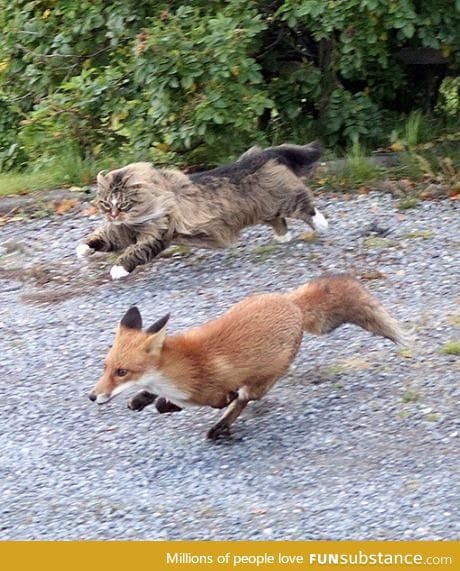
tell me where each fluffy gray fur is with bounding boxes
[78,141,326,276]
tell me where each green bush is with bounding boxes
[0,0,458,171]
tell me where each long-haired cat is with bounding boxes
[76,141,328,279]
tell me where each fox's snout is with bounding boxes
[88,374,116,404]
[88,389,112,405]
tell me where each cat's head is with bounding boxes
[96,163,170,225]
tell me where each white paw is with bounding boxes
[110,265,130,280]
[76,243,94,258]
[311,208,328,233]
[274,231,293,243]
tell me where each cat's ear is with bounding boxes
[145,313,170,355]
[120,306,142,330]
[96,170,109,189]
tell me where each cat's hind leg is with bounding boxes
[286,190,328,233]
[268,216,292,243]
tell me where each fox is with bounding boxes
[89,274,411,440]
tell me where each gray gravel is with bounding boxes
[0,190,458,540]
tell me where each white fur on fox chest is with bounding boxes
[139,371,192,408]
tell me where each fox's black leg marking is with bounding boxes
[128,390,157,411]
[206,397,249,440]
[155,397,183,414]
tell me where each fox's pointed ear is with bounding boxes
[146,313,170,334]
[144,313,170,355]
[120,306,142,330]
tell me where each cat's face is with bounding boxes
[96,191,135,224]
[96,164,167,225]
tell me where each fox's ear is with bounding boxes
[120,306,142,330]
[144,313,170,355]
[146,313,170,334]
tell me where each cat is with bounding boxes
[76,141,328,279]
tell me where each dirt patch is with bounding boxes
[0,262,108,305]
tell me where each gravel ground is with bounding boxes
[0,189,458,540]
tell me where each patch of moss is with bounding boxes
[251,244,279,262]
[398,348,413,359]
[403,230,434,240]
[402,389,420,403]
[440,340,460,356]
[160,245,192,258]
[363,236,394,249]
[397,196,420,210]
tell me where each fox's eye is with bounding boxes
[115,368,128,377]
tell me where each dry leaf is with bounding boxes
[82,205,98,216]
[390,142,405,152]
[299,231,317,243]
[360,270,386,281]
[52,198,78,215]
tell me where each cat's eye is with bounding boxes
[118,201,131,211]
[98,199,110,211]
[115,368,128,377]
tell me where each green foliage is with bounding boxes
[0,0,459,171]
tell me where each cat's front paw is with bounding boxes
[110,265,130,280]
[76,243,94,258]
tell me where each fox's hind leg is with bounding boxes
[268,216,292,243]
[206,396,249,440]
[206,382,275,440]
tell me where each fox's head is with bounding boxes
[89,306,170,405]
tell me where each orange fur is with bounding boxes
[89,274,409,439]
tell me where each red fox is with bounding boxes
[89,274,410,439]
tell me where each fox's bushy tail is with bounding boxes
[287,274,411,346]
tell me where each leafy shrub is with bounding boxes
[0,0,458,171]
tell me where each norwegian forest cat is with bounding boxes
[76,141,328,279]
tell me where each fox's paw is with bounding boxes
[76,243,94,258]
[110,265,130,280]
[206,421,232,441]
[155,397,183,414]
[128,391,157,411]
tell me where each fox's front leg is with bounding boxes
[128,390,157,412]
[111,233,169,280]
[127,392,182,413]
